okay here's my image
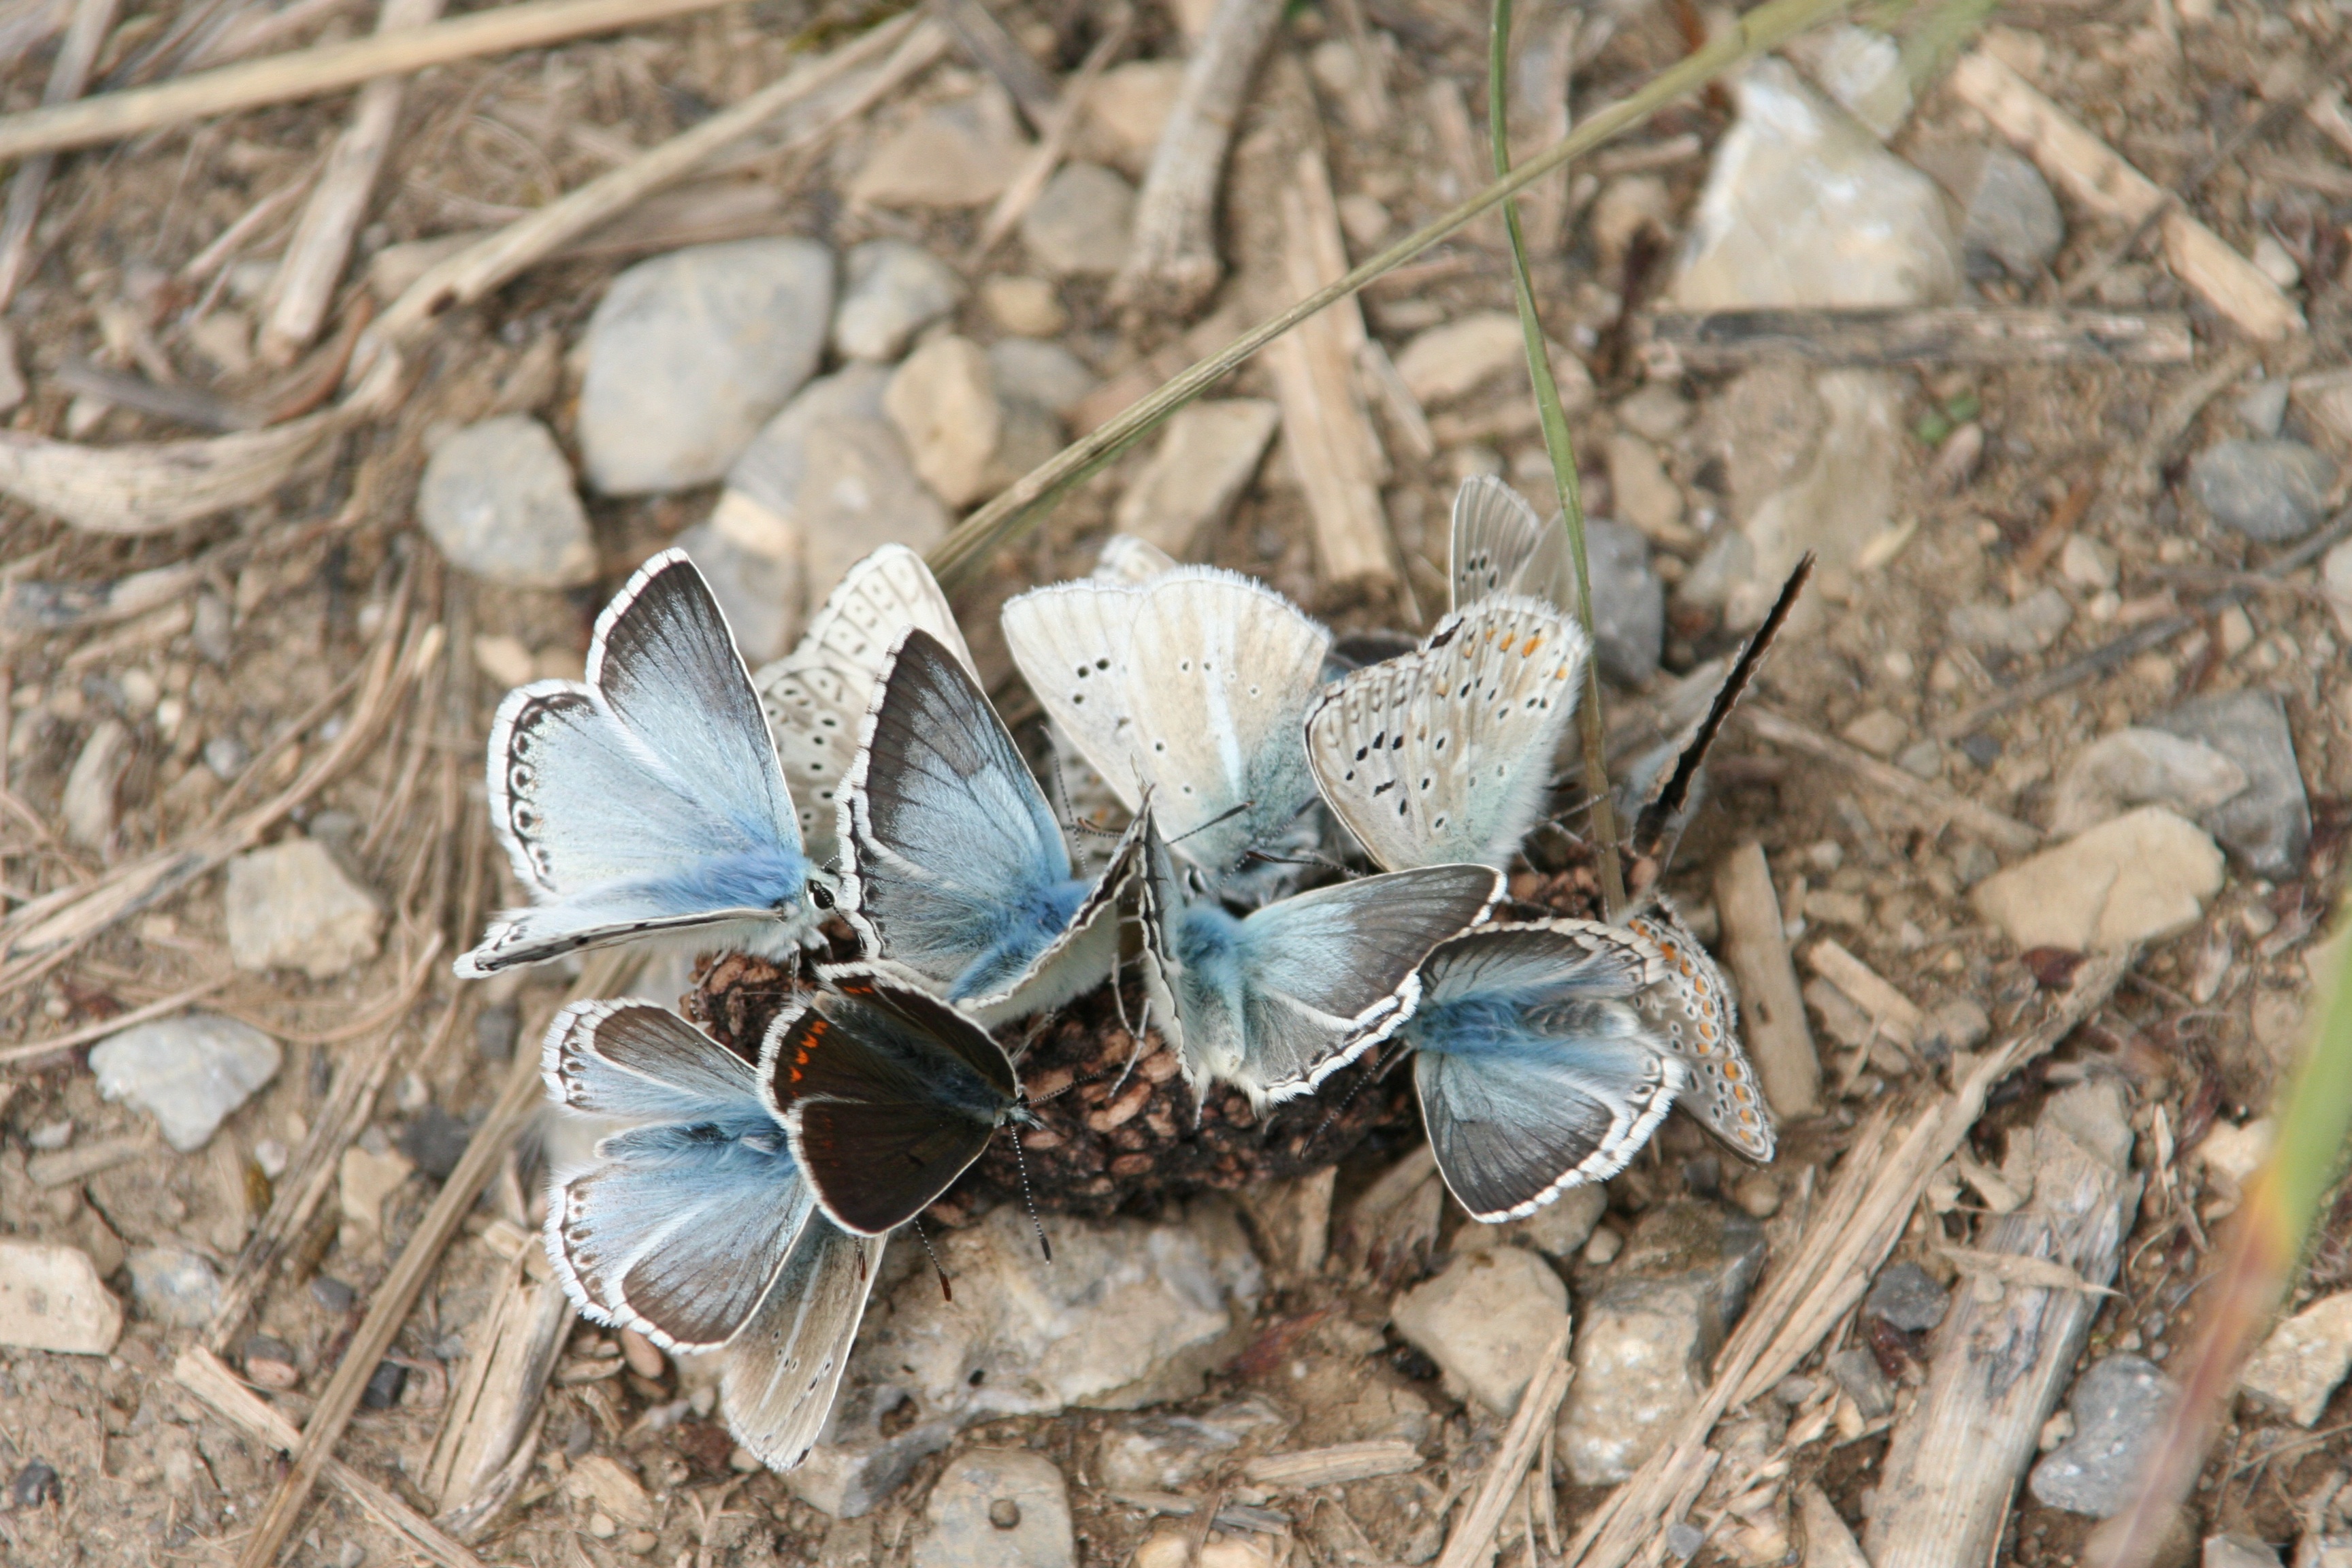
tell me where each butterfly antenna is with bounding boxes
[1167,798,1255,847]
[1308,1036,1415,1152]
[1008,1129,1053,1264]
[911,1217,952,1302]
[1633,554,1812,860]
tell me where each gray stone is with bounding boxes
[2238,1290,2352,1426]
[1827,1345,1894,1420]
[789,1415,953,1519]
[1021,162,1134,278]
[225,838,381,978]
[578,238,835,494]
[192,591,232,665]
[90,1013,280,1152]
[1671,59,1959,310]
[716,364,951,660]
[2189,439,2338,543]
[127,1246,223,1330]
[0,1241,121,1354]
[2203,1535,2283,1568]
[416,416,597,589]
[1392,1245,1571,1416]
[1557,1201,1767,1485]
[1112,399,1280,558]
[2153,690,2311,878]
[1895,738,1944,779]
[849,92,1028,210]
[1917,998,1989,1061]
[1785,23,1911,138]
[1863,1261,1948,1333]
[914,1450,1074,1568]
[2029,1355,2176,1516]
[1095,1400,1284,1492]
[1947,586,2074,654]
[61,718,132,850]
[203,734,249,781]
[2051,728,2249,838]
[1396,312,1525,406]
[832,240,964,362]
[987,339,1096,416]
[1954,146,2063,281]
[1567,519,1665,684]
[1665,1521,1707,1561]
[2237,378,2291,438]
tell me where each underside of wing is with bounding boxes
[759,545,976,864]
[1001,580,1145,809]
[719,1221,887,1471]
[1628,906,1774,1162]
[1414,919,1663,1009]
[1450,476,1566,610]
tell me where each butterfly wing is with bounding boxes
[763,970,1018,1235]
[1450,476,1566,610]
[1409,921,1685,1220]
[1120,568,1332,886]
[1306,596,1587,872]
[1001,579,1145,810]
[1628,904,1775,1161]
[1223,862,1503,1103]
[757,546,977,867]
[1093,534,1178,583]
[838,630,1090,1017]
[540,1001,813,1353]
[719,1220,887,1472]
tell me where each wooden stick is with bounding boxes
[1946,50,2301,342]
[1243,1440,1421,1490]
[1434,1321,1575,1568]
[926,0,1057,129]
[233,948,641,1568]
[1805,937,1925,1049]
[425,1255,574,1532]
[1639,306,2195,370]
[1713,840,1820,1120]
[0,973,231,1068]
[0,0,755,163]
[1563,956,2128,1568]
[174,1346,491,1568]
[1865,1085,2141,1568]
[367,11,934,346]
[971,13,1128,259]
[1264,140,1394,589]
[1742,706,2042,853]
[258,0,444,364]
[0,0,121,310]
[1111,0,1283,316]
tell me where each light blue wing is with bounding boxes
[838,630,1088,1014]
[1414,918,1661,1007]
[721,1222,889,1471]
[588,549,802,855]
[1177,862,1501,1105]
[540,1002,815,1353]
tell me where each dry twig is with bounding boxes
[0,0,120,309]
[1434,1320,1575,1568]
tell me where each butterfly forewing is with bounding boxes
[1306,595,1587,872]
[1450,476,1567,610]
[1001,579,1145,809]
[1628,906,1775,1161]
[758,545,976,865]
[762,970,1020,1235]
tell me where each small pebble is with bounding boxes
[621,1328,666,1380]
[361,1359,407,1410]
[621,1531,661,1556]
[1584,1228,1623,1265]
[588,1512,619,1540]
[1664,1521,1706,1561]
[12,1460,61,1509]
[244,1335,301,1390]
[990,1499,1022,1529]
[311,1275,359,1314]
[25,1120,71,1152]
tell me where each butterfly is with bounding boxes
[540,999,885,1471]
[1626,901,1774,1162]
[1002,566,1333,900]
[755,545,977,870]
[836,628,1143,1024]
[763,965,1032,1236]
[458,550,823,977]
[1305,595,1589,872]
[1402,917,1689,1221]
[1451,474,1568,610]
[1134,810,1502,1107]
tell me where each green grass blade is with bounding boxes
[1487,0,1627,917]
[921,0,1865,590]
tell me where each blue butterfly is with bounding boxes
[457,549,824,977]
[1134,810,1501,1108]
[1401,919,1689,1222]
[836,628,1143,1024]
[540,999,883,1471]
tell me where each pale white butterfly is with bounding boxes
[754,544,976,869]
[1003,566,1332,898]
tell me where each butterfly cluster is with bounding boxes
[451,476,1781,1474]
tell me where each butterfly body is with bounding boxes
[459,550,821,977]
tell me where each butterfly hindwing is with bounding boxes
[719,1221,887,1471]
[1450,475,1567,610]
[1628,904,1775,1162]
